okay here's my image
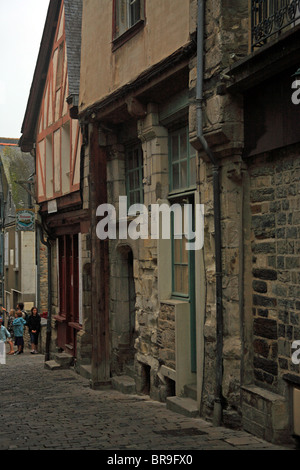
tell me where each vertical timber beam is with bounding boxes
[90,123,110,388]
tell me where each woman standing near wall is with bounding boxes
[27,307,41,354]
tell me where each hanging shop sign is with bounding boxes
[16,209,35,232]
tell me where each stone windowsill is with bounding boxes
[283,373,300,387]
[160,299,189,306]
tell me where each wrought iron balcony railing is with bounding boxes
[251,0,300,50]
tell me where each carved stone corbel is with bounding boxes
[125,96,147,118]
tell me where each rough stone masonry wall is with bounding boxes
[248,144,300,395]
[157,303,176,371]
[134,237,160,391]
[105,134,162,400]
[188,0,249,425]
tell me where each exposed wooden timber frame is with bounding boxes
[20,0,62,153]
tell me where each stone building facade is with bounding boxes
[76,0,300,445]
[79,0,200,397]
[20,0,300,446]
[188,0,249,428]
[196,0,300,444]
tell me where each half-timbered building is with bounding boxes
[20,0,91,368]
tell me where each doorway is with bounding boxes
[112,245,136,373]
[57,234,79,356]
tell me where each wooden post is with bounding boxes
[89,123,111,388]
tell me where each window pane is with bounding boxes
[127,150,133,170]
[135,190,141,204]
[115,0,127,37]
[180,130,187,160]
[172,135,179,161]
[174,265,182,293]
[170,127,196,192]
[135,169,141,189]
[181,160,187,188]
[134,148,139,168]
[181,266,189,294]
[126,144,143,204]
[174,265,189,295]
[172,163,180,190]
[130,0,141,26]
[174,238,181,264]
[182,237,189,264]
[115,0,141,38]
[129,192,135,206]
[129,172,135,190]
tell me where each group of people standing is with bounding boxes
[0,303,41,356]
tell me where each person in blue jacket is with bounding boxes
[13,310,27,355]
[0,316,12,356]
[0,316,14,355]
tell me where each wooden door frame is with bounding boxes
[56,233,80,355]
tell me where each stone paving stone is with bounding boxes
[224,436,264,446]
[0,348,293,452]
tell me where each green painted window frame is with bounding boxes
[169,125,196,298]
[169,126,196,195]
[168,124,197,373]
[170,199,195,299]
[170,197,197,373]
[171,211,189,298]
[125,143,144,207]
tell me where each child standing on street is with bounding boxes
[13,310,26,355]
[0,317,13,356]
[1,308,15,354]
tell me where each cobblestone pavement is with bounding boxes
[0,347,292,453]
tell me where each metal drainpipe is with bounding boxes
[197,0,223,426]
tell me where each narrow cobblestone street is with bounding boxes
[0,346,292,453]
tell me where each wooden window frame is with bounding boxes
[112,0,145,51]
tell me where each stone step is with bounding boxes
[166,396,199,418]
[52,352,74,368]
[44,360,62,371]
[124,364,135,379]
[184,383,197,401]
[111,375,136,395]
[78,364,92,380]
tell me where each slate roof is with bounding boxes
[64,0,82,98]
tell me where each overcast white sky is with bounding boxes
[0,0,49,139]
